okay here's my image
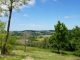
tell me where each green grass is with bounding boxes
[0,46,80,60]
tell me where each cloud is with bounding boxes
[19,0,35,10]
[23,14,28,17]
[20,5,30,10]
[64,15,80,18]
[28,0,35,5]
[19,0,35,9]
[64,16,71,18]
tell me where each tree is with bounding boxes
[22,32,31,52]
[7,36,16,51]
[53,20,68,53]
[0,33,6,49]
[70,26,80,51]
[49,34,57,49]
[0,0,32,54]
[41,37,50,49]
[0,20,6,49]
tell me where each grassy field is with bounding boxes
[0,46,80,60]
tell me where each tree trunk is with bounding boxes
[57,45,62,55]
[1,2,12,54]
[58,47,60,53]
[60,45,62,55]
[24,40,26,52]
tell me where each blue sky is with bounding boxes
[0,0,80,31]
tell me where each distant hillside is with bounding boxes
[10,30,55,36]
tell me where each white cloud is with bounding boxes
[18,0,35,9]
[19,0,35,10]
[20,5,30,10]
[28,0,35,5]
[23,14,28,17]
[64,16,71,18]
[64,15,80,18]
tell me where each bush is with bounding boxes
[73,50,80,56]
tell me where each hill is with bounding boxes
[10,30,55,36]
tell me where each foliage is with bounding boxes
[41,37,50,49]
[7,36,16,49]
[0,20,6,49]
[0,33,6,49]
[49,20,68,53]
[0,0,32,16]
[0,20,5,33]
[68,26,80,51]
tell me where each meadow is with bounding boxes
[0,46,80,60]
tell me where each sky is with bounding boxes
[0,0,80,31]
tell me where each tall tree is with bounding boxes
[54,20,68,53]
[0,0,32,54]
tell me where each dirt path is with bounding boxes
[22,56,34,60]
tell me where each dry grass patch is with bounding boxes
[22,56,34,60]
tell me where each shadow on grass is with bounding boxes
[51,50,80,58]
[73,53,80,57]
[51,50,68,55]
[0,52,28,59]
